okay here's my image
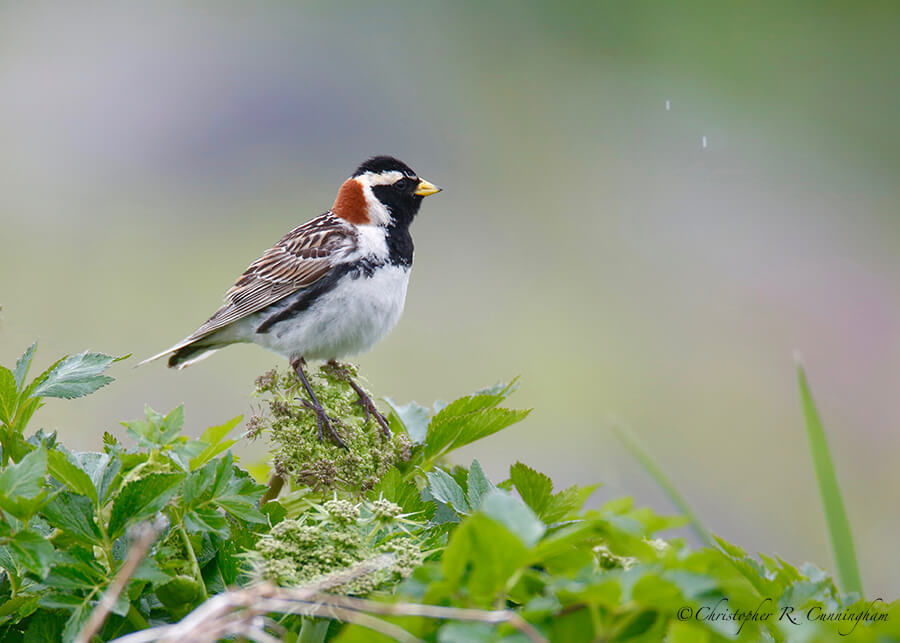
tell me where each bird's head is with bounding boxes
[331,156,441,227]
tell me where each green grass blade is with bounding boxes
[609,417,713,547]
[795,357,863,596]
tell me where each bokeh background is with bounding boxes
[2,1,898,596]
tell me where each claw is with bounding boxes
[355,389,391,437]
[325,360,391,437]
[299,399,347,448]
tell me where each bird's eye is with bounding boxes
[394,178,409,191]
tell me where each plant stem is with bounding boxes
[94,501,118,575]
[609,417,714,547]
[0,426,10,467]
[7,569,19,599]
[177,523,208,600]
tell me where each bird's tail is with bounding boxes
[137,337,224,369]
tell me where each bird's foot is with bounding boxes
[325,360,390,437]
[300,399,348,448]
[354,391,391,437]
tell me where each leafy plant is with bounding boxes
[0,343,896,643]
[0,344,267,641]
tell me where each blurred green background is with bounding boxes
[2,1,898,596]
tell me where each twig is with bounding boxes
[303,605,421,643]
[111,553,548,643]
[298,594,546,642]
[76,517,167,643]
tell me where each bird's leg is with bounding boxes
[326,360,391,438]
[291,357,347,448]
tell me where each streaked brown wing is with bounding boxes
[185,213,356,341]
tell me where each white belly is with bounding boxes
[246,265,410,361]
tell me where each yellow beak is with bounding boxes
[414,178,442,197]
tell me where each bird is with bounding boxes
[139,156,441,446]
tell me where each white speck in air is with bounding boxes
[665,100,671,111]
[701,135,708,149]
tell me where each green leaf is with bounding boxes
[0,367,17,425]
[425,407,530,462]
[215,497,267,523]
[49,547,107,586]
[182,458,218,507]
[182,455,265,532]
[0,492,48,523]
[0,594,38,623]
[188,415,241,470]
[426,468,469,514]
[183,507,230,538]
[261,501,287,525]
[169,440,207,472]
[476,378,521,396]
[384,398,429,444]
[74,451,121,505]
[13,344,37,392]
[209,455,266,523]
[510,461,554,516]
[479,489,545,547]
[108,472,184,539]
[38,590,106,641]
[123,405,184,448]
[7,530,55,578]
[450,379,520,414]
[22,610,65,643]
[420,380,528,462]
[543,483,601,524]
[60,596,96,643]
[369,469,427,515]
[796,358,863,595]
[45,562,105,591]
[442,513,530,605]
[31,352,117,399]
[47,450,97,504]
[0,447,47,501]
[38,591,87,610]
[41,492,102,546]
[132,555,173,586]
[466,459,495,509]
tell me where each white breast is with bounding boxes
[249,265,411,361]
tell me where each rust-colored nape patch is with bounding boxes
[331,178,370,224]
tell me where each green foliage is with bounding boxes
[0,344,266,642]
[0,345,123,467]
[0,344,896,643]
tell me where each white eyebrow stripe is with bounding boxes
[358,170,405,186]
